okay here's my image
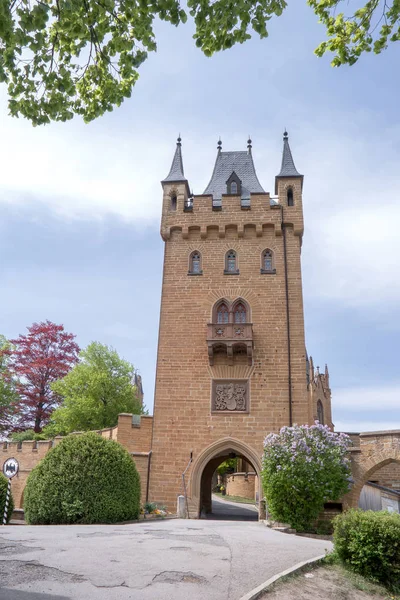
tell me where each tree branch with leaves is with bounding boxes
[0,0,398,125]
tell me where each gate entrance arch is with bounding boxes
[188,437,263,519]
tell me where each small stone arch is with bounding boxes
[188,437,263,518]
[346,446,400,509]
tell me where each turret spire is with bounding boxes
[278,130,300,177]
[275,130,303,193]
[162,135,187,183]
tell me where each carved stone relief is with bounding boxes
[212,380,248,412]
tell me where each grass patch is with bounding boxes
[323,554,400,598]
[262,560,400,599]
[332,563,397,597]
[213,492,256,505]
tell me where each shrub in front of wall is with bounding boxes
[333,509,400,591]
[262,422,351,531]
[0,473,14,524]
[24,433,140,524]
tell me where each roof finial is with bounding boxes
[217,137,222,151]
[177,134,182,146]
[247,136,252,153]
[283,129,288,141]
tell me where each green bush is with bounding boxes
[262,423,351,531]
[333,509,400,591]
[0,474,14,524]
[24,433,140,524]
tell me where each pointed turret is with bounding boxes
[324,364,330,389]
[275,131,303,194]
[162,136,187,184]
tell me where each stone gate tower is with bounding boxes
[149,134,332,516]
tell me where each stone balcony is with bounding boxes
[206,323,253,366]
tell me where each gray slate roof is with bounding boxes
[277,133,301,177]
[203,150,265,199]
[163,138,187,182]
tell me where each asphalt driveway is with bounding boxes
[207,495,259,520]
[0,519,332,600]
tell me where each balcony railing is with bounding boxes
[207,322,253,366]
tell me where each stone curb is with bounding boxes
[238,554,326,600]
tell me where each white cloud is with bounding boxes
[333,384,400,433]
[333,384,400,410]
[334,420,400,433]
[1,87,399,311]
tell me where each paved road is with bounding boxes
[0,519,332,600]
[207,495,259,521]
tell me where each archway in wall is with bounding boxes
[348,456,400,511]
[189,438,263,520]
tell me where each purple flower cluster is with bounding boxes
[263,422,352,487]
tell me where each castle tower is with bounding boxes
[150,134,322,516]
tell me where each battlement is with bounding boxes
[161,136,304,242]
[2,414,153,509]
[161,191,304,241]
[2,424,119,456]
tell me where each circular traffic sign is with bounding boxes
[3,458,19,479]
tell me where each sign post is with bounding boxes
[2,458,19,526]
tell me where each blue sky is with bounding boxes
[1,3,399,432]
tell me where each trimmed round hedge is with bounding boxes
[0,473,14,524]
[24,433,140,524]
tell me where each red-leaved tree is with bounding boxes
[6,321,80,433]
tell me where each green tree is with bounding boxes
[262,423,351,531]
[47,342,144,435]
[1,1,397,126]
[0,335,18,437]
[217,458,237,476]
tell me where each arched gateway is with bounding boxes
[189,438,263,518]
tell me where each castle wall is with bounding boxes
[2,414,153,510]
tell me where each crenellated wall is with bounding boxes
[2,414,153,509]
[160,185,304,243]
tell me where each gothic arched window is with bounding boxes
[225,250,238,274]
[261,249,274,273]
[171,194,177,211]
[233,302,247,323]
[189,251,202,275]
[317,400,324,425]
[231,181,238,194]
[287,188,294,207]
[217,302,229,324]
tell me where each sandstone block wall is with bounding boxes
[226,472,256,500]
[370,462,400,490]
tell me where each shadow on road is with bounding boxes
[0,591,70,600]
[204,495,259,521]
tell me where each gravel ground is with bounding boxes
[261,564,396,600]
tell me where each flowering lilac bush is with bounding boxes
[262,423,351,531]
